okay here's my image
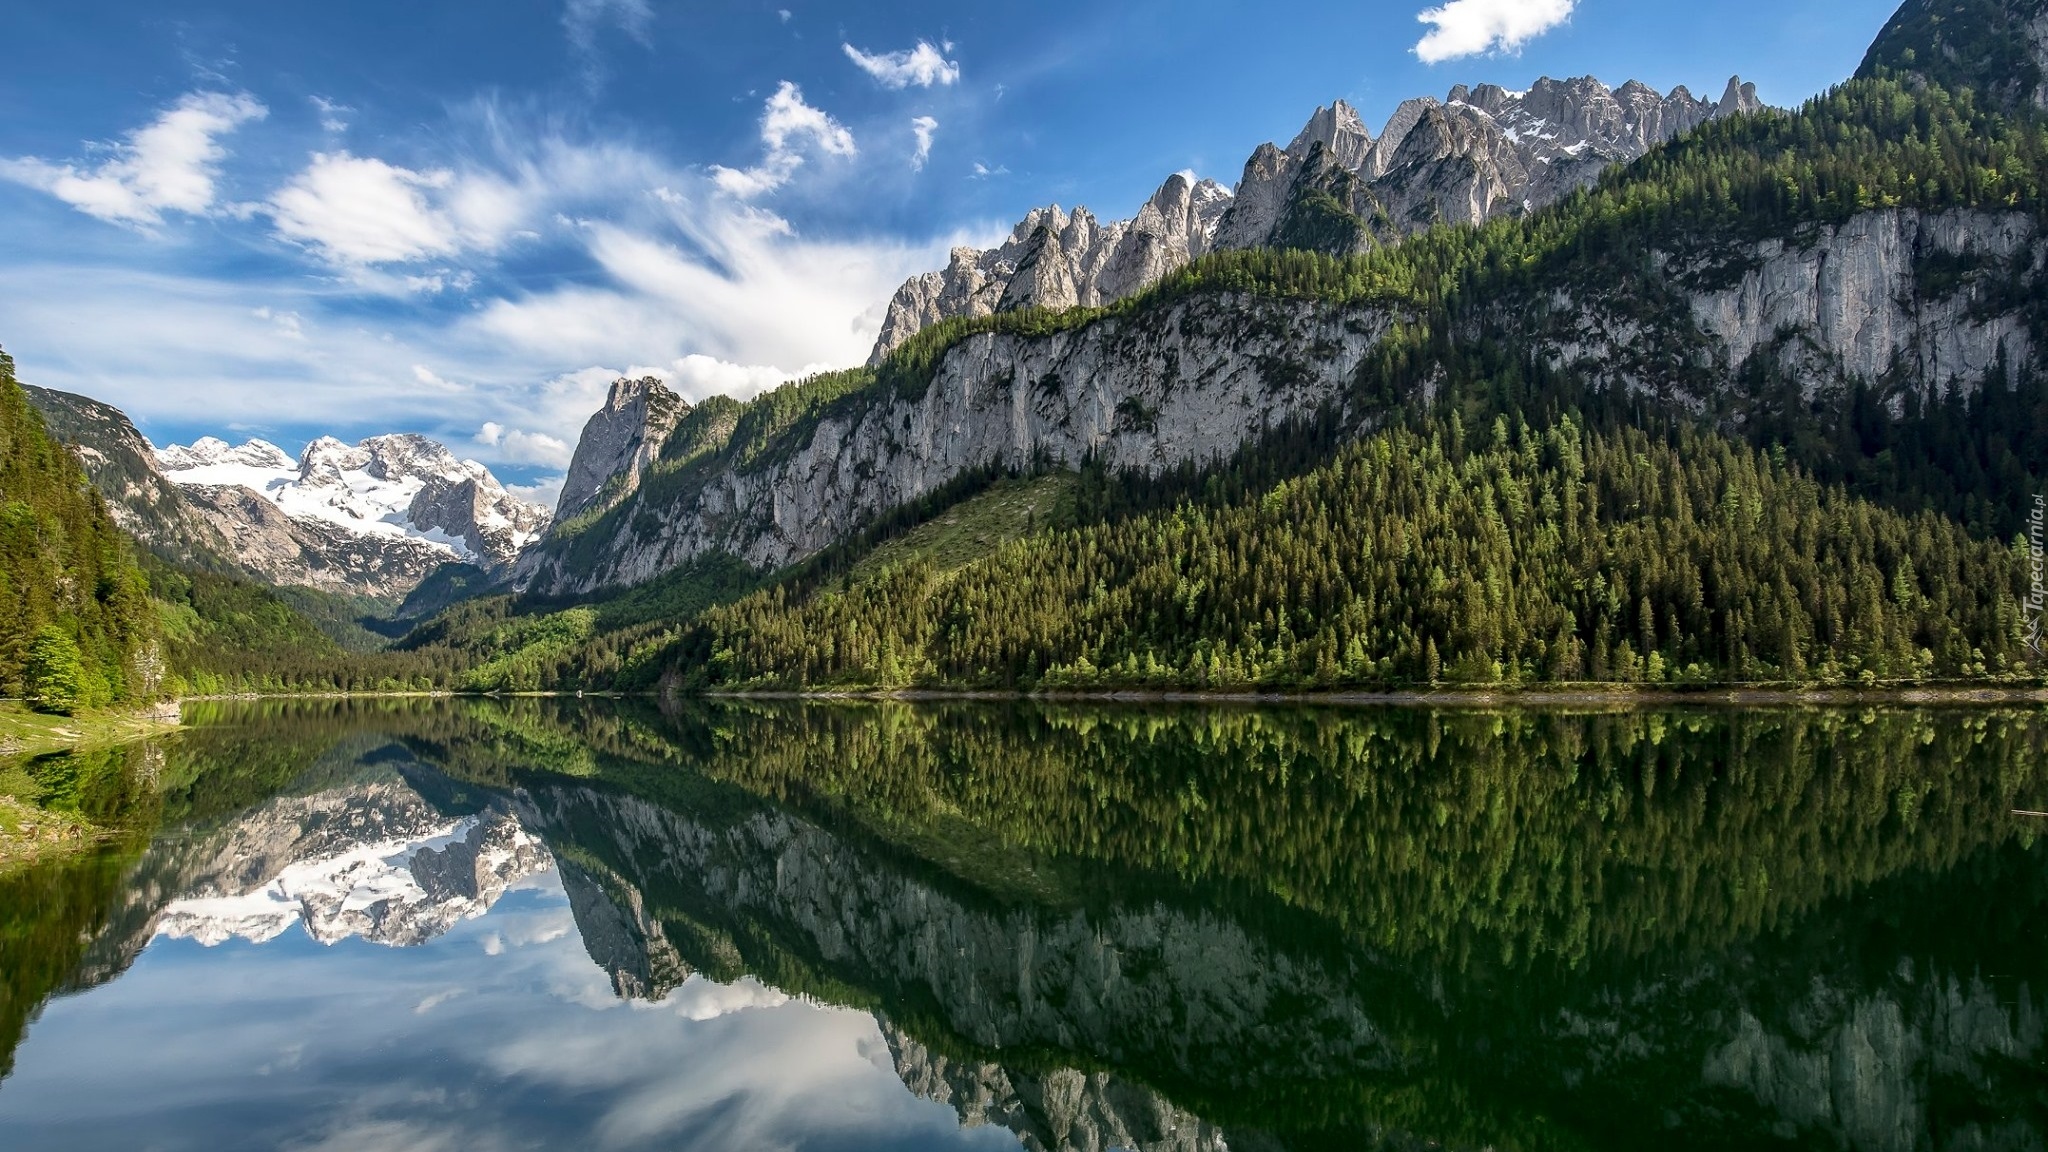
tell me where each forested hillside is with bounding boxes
[20,0,2045,699]
[674,415,2029,691]
[0,350,158,712]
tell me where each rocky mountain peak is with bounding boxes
[157,435,296,472]
[867,72,1769,357]
[555,375,688,521]
[157,428,552,587]
[1718,75,1763,117]
[864,170,1233,362]
[1287,98,1374,170]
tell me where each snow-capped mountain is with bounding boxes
[159,432,552,575]
[867,74,1764,361]
[153,782,552,949]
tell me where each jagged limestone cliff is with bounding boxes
[868,75,1764,363]
[554,376,688,522]
[525,206,2042,596]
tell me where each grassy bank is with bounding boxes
[0,702,179,873]
[0,701,181,758]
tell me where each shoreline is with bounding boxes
[176,684,2048,708]
[0,701,181,873]
[707,684,2048,708]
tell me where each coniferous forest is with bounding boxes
[6,9,2048,699]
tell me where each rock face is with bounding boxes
[869,77,1762,361]
[867,173,1234,363]
[159,432,551,586]
[883,1020,1230,1152]
[1217,78,1759,252]
[554,376,688,522]
[1680,209,2040,391]
[142,778,551,950]
[522,295,1388,592]
[21,385,244,572]
[526,204,2041,596]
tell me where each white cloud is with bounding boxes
[709,82,856,199]
[270,153,462,265]
[562,0,654,87]
[841,40,960,89]
[0,91,266,227]
[1414,0,1575,63]
[475,422,574,468]
[909,116,938,172]
[663,354,801,401]
[311,96,353,134]
[969,161,1007,179]
[413,364,463,391]
[776,8,792,22]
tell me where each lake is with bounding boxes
[1,698,2044,1151]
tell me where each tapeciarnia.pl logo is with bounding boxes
[2028,494,2046,660]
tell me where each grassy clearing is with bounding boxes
[845,473,1079,586]
[0,701,180,758]
[0,702,176,873]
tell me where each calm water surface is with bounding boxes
[1,698,2044,1151]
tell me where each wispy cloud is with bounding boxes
[0,91,267,227]
[842,40,960,89]
[1413,0,1575,64]
[310,96,353,134]
[909,116,938,172]
[709,82,857,199]
[562,0,654,87]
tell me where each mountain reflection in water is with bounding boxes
[0,697,2043,1152]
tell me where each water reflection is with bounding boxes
[1,698,2044,1151]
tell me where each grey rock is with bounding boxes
[179,483,453,599]
[556,376,688,521]
[530,208,2040,598]
[868,173,1233,363]
[884,1020,1229,1152]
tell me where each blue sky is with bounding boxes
[0,0,1903,500]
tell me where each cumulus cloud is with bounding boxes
[475,422,574,468]
[268,152,530,269]
[1414,0,1575,63]
[270,153,461,264]
[709,82,856,199]
[841,40,960,89]
[0,91,266,226]
[909,116,938,171]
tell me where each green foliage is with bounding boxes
[674,414,2029,691]
[23,627,84,715]
[1860,0,2048,110]
[0,349,157,707]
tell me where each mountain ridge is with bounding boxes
[866,73,1765,364]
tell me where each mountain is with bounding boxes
[158,433,551,576]
[151,781,550,949]
[866,74,1762,362]
[867,172,1234,363]
[22,385,551,601]
[1860,0,2048,110]
[20,384,242,574]
[0,354,160,711]
[554,376,689,523]
[499,0,2046,693]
